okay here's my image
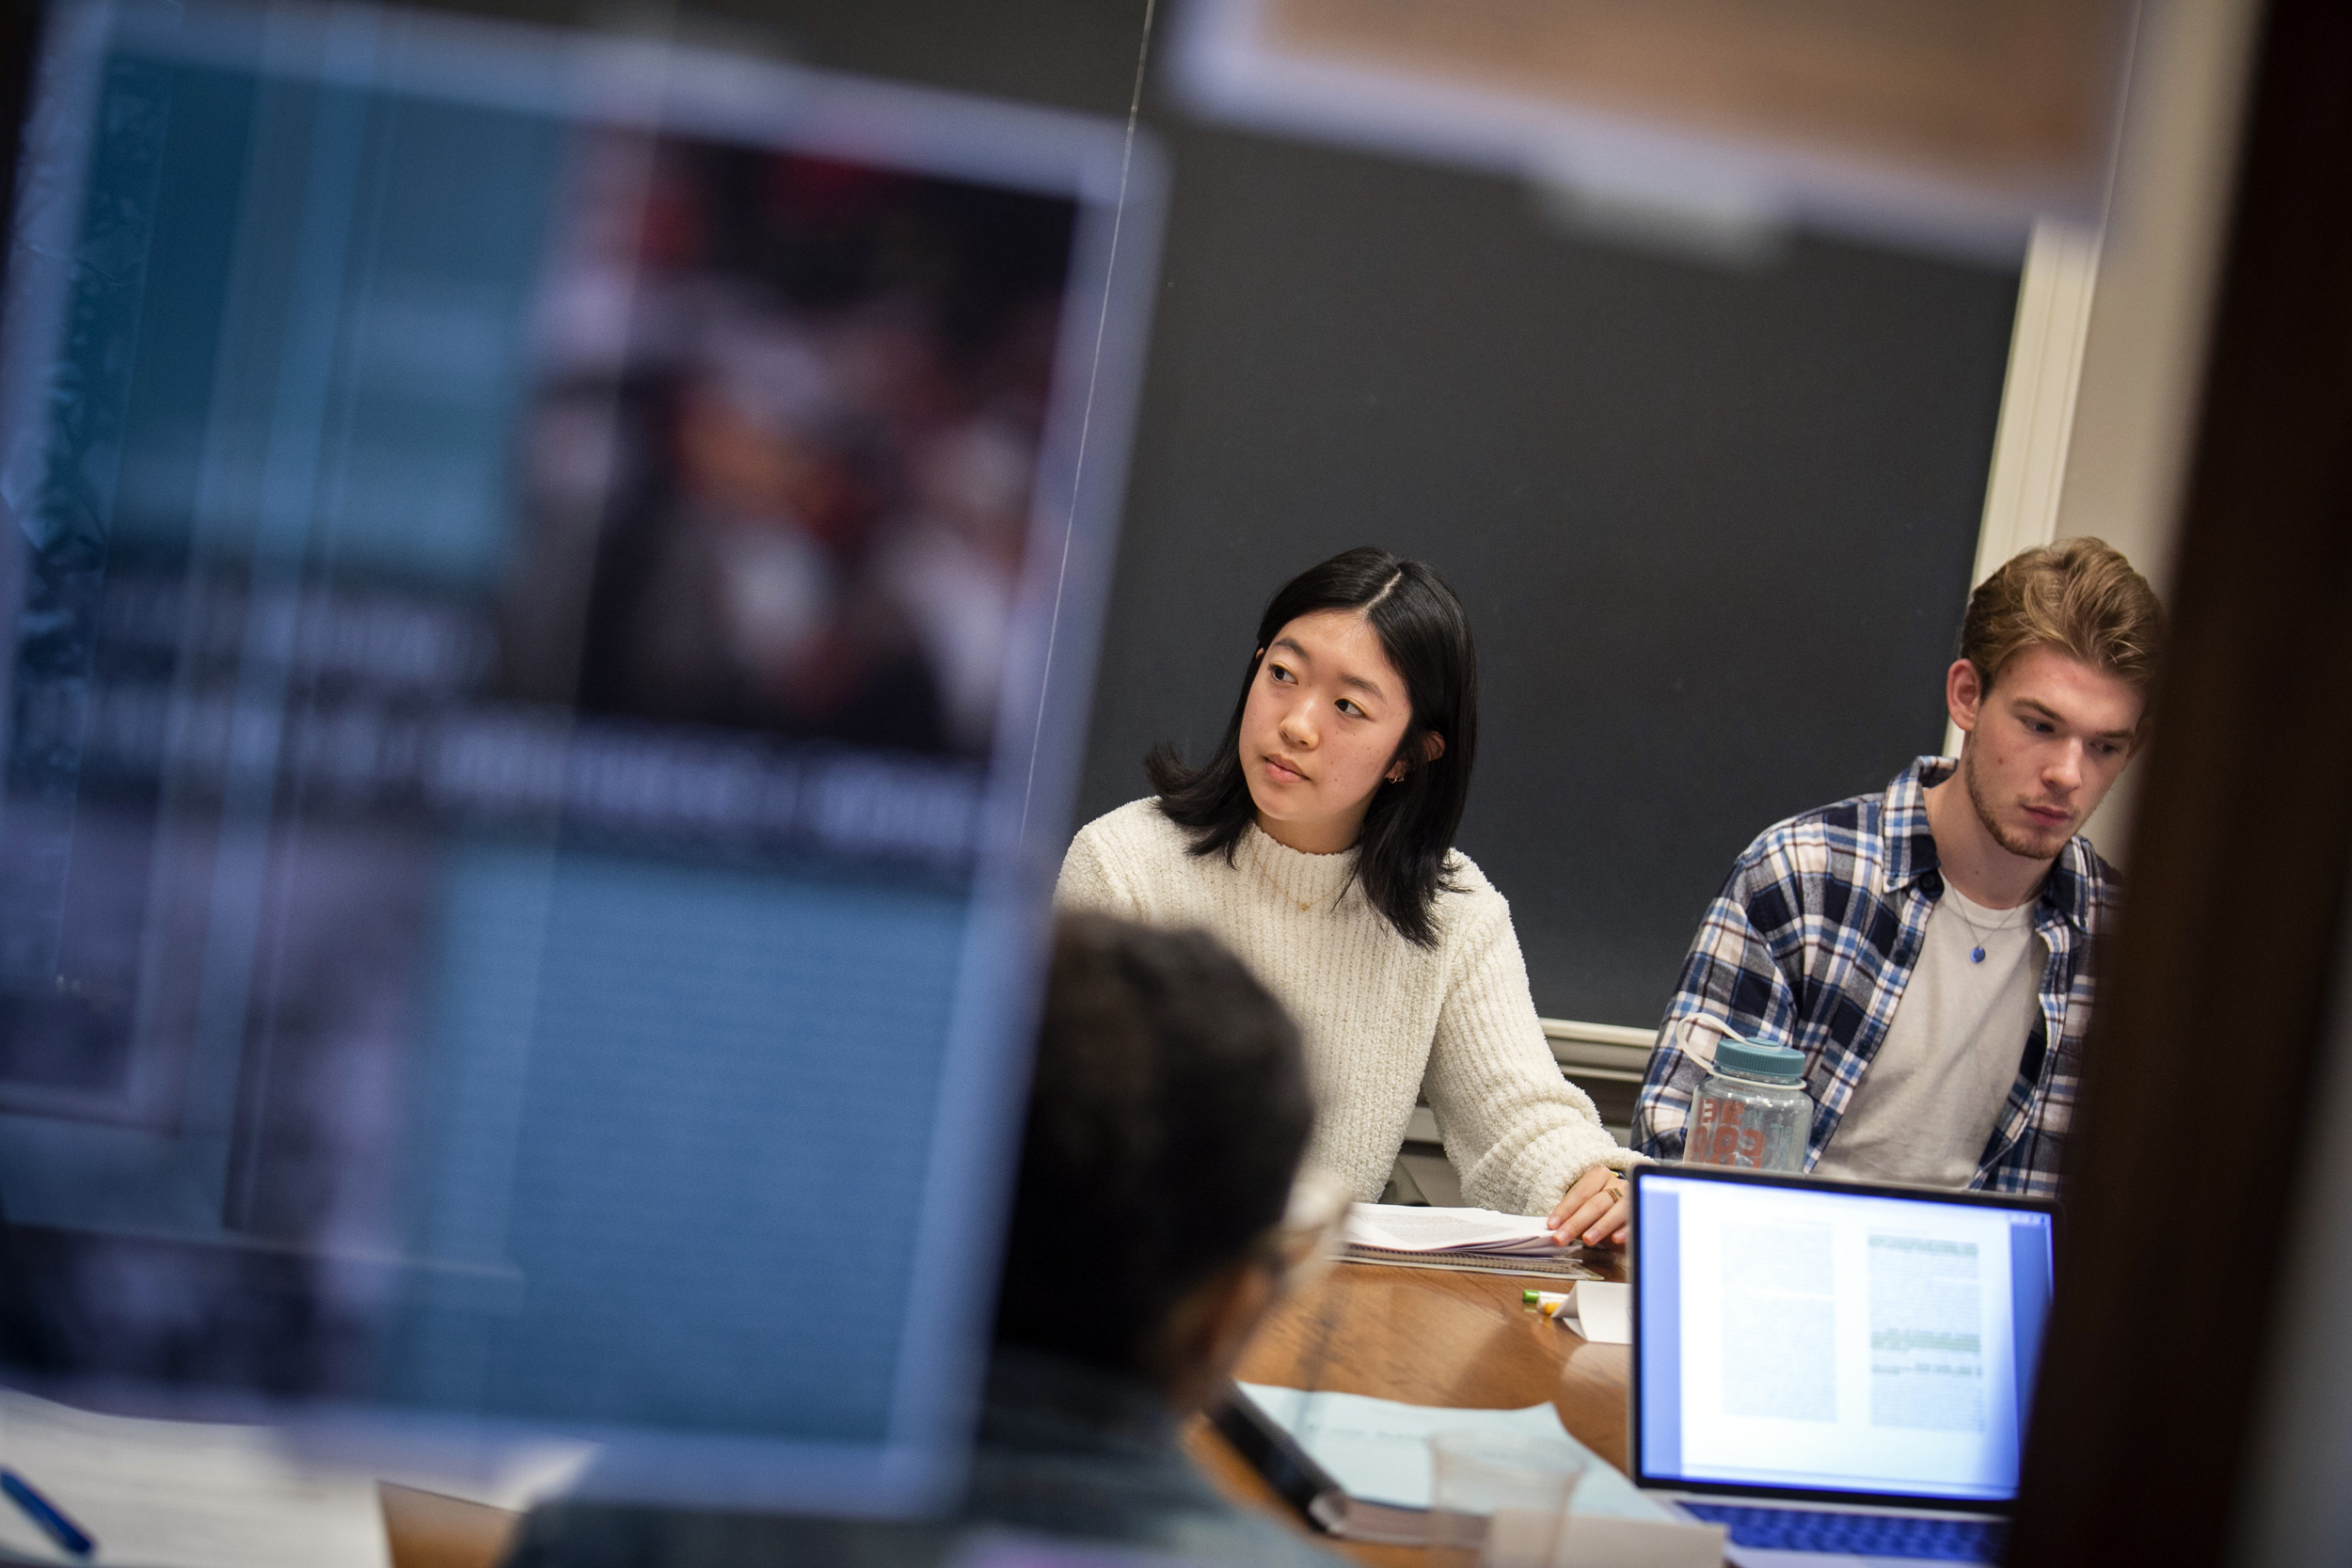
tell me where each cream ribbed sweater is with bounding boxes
[1055,799,1634,1214]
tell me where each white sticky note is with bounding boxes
[1558,1282,1631,1345]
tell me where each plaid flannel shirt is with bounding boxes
[1631,756,2115,1197]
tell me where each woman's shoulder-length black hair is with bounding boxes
[1145,546,1478,949]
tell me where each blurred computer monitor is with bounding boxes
[0,0,1159,1513]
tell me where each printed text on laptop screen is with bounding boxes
[1638,1176,2054,1504]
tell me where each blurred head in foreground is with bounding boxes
[994,913,1317,1411]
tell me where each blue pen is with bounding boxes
[0,1468,93,1559]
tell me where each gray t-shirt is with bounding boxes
[1813,884,2042,1188]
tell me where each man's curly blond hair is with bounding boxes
[1961,537,2167,721]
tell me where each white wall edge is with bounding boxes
[1944,216,2104,759]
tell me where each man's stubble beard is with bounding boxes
[1963,739,2071,862]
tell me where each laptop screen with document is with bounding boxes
[1631,1167,2055,1511]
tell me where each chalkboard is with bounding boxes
[1071,132,2016,1028]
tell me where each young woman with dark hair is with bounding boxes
[1057,547,1634,1246]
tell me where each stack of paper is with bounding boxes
[1343,1204,1596,1278]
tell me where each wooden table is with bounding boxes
[382,1483,524,1568]
[1185,1255,1631,1568]
[383,1255,1631,1568]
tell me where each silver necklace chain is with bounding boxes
[1945,889,2025,964]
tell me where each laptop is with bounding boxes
[1629,1165,2056,1566]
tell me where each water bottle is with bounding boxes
[1686,1037,1812,1172]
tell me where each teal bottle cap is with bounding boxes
[1715,1036,1806,1085]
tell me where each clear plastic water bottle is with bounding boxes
[1685,1037,1812,1172]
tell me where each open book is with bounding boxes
[1343,1204,1597,1279]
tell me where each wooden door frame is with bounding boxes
[2010,1,2352,1562]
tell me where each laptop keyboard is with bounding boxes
[1677,1502,2007,1561]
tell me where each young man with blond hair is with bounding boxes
[1633,537,2166,1196]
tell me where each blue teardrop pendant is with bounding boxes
[1970,946,1986,963]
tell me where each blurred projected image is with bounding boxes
[0,0,1152,1513]
[526,139,1074,756]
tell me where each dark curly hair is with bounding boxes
[992,914,1311,1385]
